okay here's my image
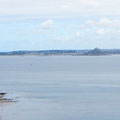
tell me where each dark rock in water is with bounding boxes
[0,93,6,96]
[0,93,6,98]
[0,93,17,103]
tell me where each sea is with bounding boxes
[0,56,120,120]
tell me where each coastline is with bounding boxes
[0,48,120,56]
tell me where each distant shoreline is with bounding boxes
[0,48,120,56]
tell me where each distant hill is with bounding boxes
[84,48,108,55]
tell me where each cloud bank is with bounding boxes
[0,0,120,19]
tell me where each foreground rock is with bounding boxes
[0,93,6,98]
[0,93,17,103]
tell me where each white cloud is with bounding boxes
[80,19,95,28]
[61,2,73,9]
[98,18,113,26]
[96,29,105,35]
[76,32,80,37]
[41,19,54,29]
[85,20,95,25]
[85,20,95,27]
[81,18,120,29]
[35,19,55,35]
[96,18,120,28]
[85,28,92,32]
[79,18,120,35]
[0,0,120,19]
[81,0,104,7]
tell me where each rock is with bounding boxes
[0,93,17,103]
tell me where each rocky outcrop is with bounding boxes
[0,93,17,103]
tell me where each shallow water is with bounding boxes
[0,56,120,120]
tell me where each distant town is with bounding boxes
[1,48,120,56]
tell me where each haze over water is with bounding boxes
[0,56,120,120]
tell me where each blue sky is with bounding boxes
[0,0,120,51]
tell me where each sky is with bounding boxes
[0,0,120,51]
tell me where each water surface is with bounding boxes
[0,56,120,120]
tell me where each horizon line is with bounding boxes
[1,48,120,53]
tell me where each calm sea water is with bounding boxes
[0,56,120,120]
